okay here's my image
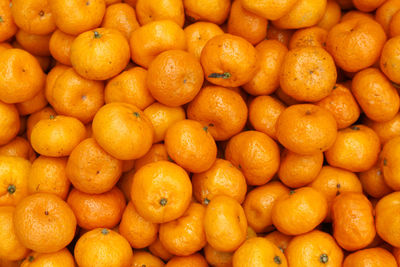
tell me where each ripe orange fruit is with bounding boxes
[266,24,294,47]
[74,228,133,267]
[0,0,17,42]
[0,136,35,162]
[381,136,400,190]
[204,243,233,267]
[102,3,140,39]
[200,33,258,87]
[136,0,184,27]
[183,0,231,24]
[376,0,400,34]
[317,0,342,30]
[44,64,69,103]
[289,26,328,49]
[381,36,400,84]
[20,249,75,267]
[0,101,20,146]
[272,187,328,235]
[131,161,192,223]
[360,163,393,199]
[166,253,208,267]
[14,193,76,253]
[353,0,386,12]
[343,247,397,267]
[240,0,297,20]
[49,29,74,66]
[15,30,51,57]
[389,10,400,37]
[265,231,293,253]
[131,250,165,267]
[149,237,174,262]
[26,107,56,141]
[134,143,169,171]
[376,191,400,247]
[16,89,48,116]
[364,113,400,145]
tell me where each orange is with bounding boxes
[240,0,298,21]
[70,28,130,80]
[192,158,247,205]
[274,86,301,106]
[149,238,174,262]
[280,46,337,102]
[144,102,186,143]
[119,201,159,249]
[243,40,288,96]
[343,247,397,267]
[225,130,280,185]
[0,0,17,42]
[183,22,224,60]
[30,115,86,157]
[49,29,75,66]
[134,143,169,171]
[166,253,208,267]
[243,181,290,233]
[360,163,393,198]
[276,104,337,155]
[15,30,51,57]
[187,86,248,141]
[28,156,70,200]
[0,42,12,52]
[44,64,69,104]
[376,0,400,34]
[0,49,45,104]
[0,101,20,146]
[376,192,400,247]
[204,243,233,267]
[20,249,75,267]
[265,231,293,253]
[266,24,294,47]
[26,107,56,141]
[74,228,133,267]
[165,119,217,173]
[285,230,344,267]
[341,10,375,22]
[0,137,35,162]
[289,26,328,49]
[101,3,140,40]
[394,247,400,266]
[332,192,376,251]
[326,18,386,73]
[352,68,399,122]
[204,195,247,252]
[233,237,288,267]
[129,20,186,68]
[16,89,48,116]
[92,102,154,160]
[147,50,204,107]
[325,125,381,172]
[183,0,231,25]
[201,34,258,87]
[51,68,105,124]
[272,187,328,235]
[317,0,342,30]
[381,136,400,190]
[49,0,106,35]
[278,149,323,188]
[136,0,184,27]
[381,36,400,84]
[14,193,76,253]
[364,113,400,145]
[316,83,361,129]
[353,0,387,12]
[131,250,165,267]
[67,187,126,230]
[105,67,154,110]
[131,161,192,223]
[11,0,55,35]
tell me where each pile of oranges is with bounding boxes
[2,0,400,266]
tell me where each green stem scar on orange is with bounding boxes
[208,72,231,79]
[7,184,16,194]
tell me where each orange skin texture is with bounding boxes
[49,0,105,35]
[129,20,186,68]
[352,68,399,122]
[0,49,45,104]
[204,195,247,252]
[353,0,386,12]
[359,163,393,198]
[136,0,184,27]
[165,119,217,173]
[149,238,174,262]
[183,0,231,25]
[28,156,70,200]
[0,0,17,42]
[376,192,400,247]
[375,0,400,34]
[365,113,400,144]
[184,22,224,60]
[101,3,140,40]
[271,0,327,29]
[275,85,301,106]
[233,237,288,267]
[243,181,290,233]
[187,86,248,141]
[147,50,204,107]
[200,33,258,87]
[119,202,159,249]
[16,89,48,116]
[276,104,338,155]
[204,243,233,267]
[285,230,344,267]
[0,206,29,261]
[381,36,400,84]
[280,46,337,102]
[381,136,400,190]
[227,1,268,45]
[131,251,165,267]
[74,228,133,267]
[11,0,55,35]
[45,64,69,103]
[166,253,208,267]
[192,158,247,205]
[51,68,105,124]
[225,130,280,186]
[390,10,400,37]
[272,187,328,236]
[131,161,192,223]
[105,67,155,110]
[249,95,286,140]
[159,202,206,256]
[278,149,324,188]
[317,0,342,30]
[266,25,294,47]
[20,248,75,267]
[30,115,86,157]
[0,136,35,162]
[265,231,293,253]
[343,248,398,267]
[15,30,51,57]
[332,192,376,251]
[13,193,77,253]
[144,103,186,143]
[49,29,75,66]
[240,0,297,20]
[243,40,288,96]
[289,26,328,49]
[134,143,169,171]
[0,101,20,145]
[67,187,126,230]
[70,28,130,80]
[341,10,375,22]
[92,102,154,160]
[26,107,56,141]
[326,18,387,73]
[394,247,400,265]
[316,84,361,129]
[325,125,381,172]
